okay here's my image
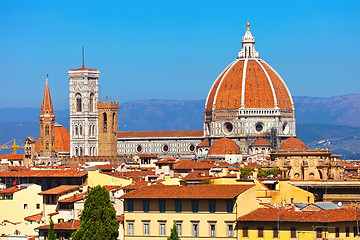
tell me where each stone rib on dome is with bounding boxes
[208,137,241,155]
[205,59,293,111]
[281,137,307,150]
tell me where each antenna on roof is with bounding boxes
[82,46,85,67]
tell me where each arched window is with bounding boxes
[92,125,95,136]
[75,126,78,136]
[45,125,49,136]
[103,113,107,131]
[75,147,78,157]
[89,125,92,136]
[80,126,83,136]
[80,147,83,156]
[76,93,82,112]
[46,141,49,149]
[89,93,94,112]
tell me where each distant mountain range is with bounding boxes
[1,94,360,159]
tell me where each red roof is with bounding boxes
[36,220,80,230]
[237,207,360,223]
[94,164,118,171]
[110,170,155,182]
[250,138,271,146]
[205,59,293,111]
[0,154,24,161]
[122,184,254,199]
[71,65,97,71]
[208,137,241,155]
[117,215,124,222]
[24,213,43,222]
[39,185,79,195]
[197,138,210,147]
[57,193,85,203]
[174,160,215,170]
[0,185,27,195]
[35,125,70,153]
[281,137,307,150]
[0,170,87,178]
[117,130,203,138]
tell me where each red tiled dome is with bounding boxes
[208,137,241,155]
[35,125,70,153]
[281,137,307,150]
[205,59,293,112]
[250,138,271,146]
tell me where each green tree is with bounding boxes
[47,218,57,240]
[168,221,180,240]
[72,185,119,240]
[240,167,254,179]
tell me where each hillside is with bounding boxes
[1,94,360,159]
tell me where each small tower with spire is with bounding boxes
[238,21,259,59]
[39,75,56,158]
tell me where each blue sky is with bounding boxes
[1,0,359,109]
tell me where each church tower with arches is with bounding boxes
[68,64,99,157]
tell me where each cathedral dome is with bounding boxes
[281,137,307,150]
[208,137,241,155]
[35,124,70,153]
[205,23,294,113]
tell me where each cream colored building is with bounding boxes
[0,184,43,237]
[122,184,257,239]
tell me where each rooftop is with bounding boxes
[122,184,254,199]
[39,185,79,195]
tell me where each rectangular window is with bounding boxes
[273,227,278,238]
[175,200,182,213]
[227,224,234,237]
[176,223,182,236]
[243,227,249,237]
[24,204,28,209]
[210,224,216,237]
[128,223,134,236]
[226,200,233,213]
[258,227,264,238]
[193,223,199,237]
[36,203,40,209]
[316,227,322,239]
[127,200,134,212]
[291,227,297,238]
[346,227,350,237]
[159,200,166,213]
[209,200,216,213]
[160,223,165,236]
[143,200,149,212]
[192,200,199,213]
[144,223,149,236]
[335,227,340,238]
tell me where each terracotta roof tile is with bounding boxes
[250,138,271,146]
[281,137,307,150]
[197,138,210,147]
[136,154,157,158]
[36,220,80,230]
[117,215,124,222]
[0,170,87,178]
[35,125,70,153]
[0,185,27,195]
[117,130,203,138]
[237,207,360,223]
[57,193,85,203]
[94,164,118,171]
[24,213,43,222]
[39,185,79,195]
[174,160,215,170]
[71,65,97,71]
[0,154,24,161]
[122,184,254,199]
[208,137,241,155]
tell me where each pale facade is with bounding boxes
[68,65,99,157]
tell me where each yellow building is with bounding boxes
[87,170,132,187]
[122,184,257,239]
[0,184,43,237]
[236,207,360,239]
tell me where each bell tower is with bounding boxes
[39,76,56,158]
[68,60,99,157]
[97,101,119,156]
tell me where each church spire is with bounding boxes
[238,21,259,59]
[40,74,55,117]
